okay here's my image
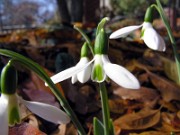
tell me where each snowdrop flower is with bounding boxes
[91,28,140,89]
[50,42,93,85]
[49,28,140,89]
[109,7,166,52]
[71,42,92,84]
[0,63,70,135]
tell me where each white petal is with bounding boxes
[46,58,94,85]
[0,95,9,135]
[143,28,166,51]
[71,57,92,84]
[109,24,143,39]
[71,75,77,84]
[77,57,92,83]
[142,22,153,29]
[77,65,92,83]
[19,97,70,124]
[102,55,140,89]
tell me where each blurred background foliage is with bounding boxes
[0,0,171,27]
[111,0,169,18]
[0,0,179,37]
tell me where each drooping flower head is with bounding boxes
[0,62,20,131]
[110,6,166,52]
[49,42,93,85]
[71,42,92,84]
[0,61,70,135]
[92,27,140,89]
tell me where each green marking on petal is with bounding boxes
[92,64,104,81]
[141,29,145,38]
[8,106,20,126]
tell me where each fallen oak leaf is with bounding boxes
[114,108,160,130]
[9,122,46,135]
[147,72,180,102]
[126,59,162,73]
[53,122,83,135]
[30,68,65,96]
[155,112,180,132]
[143,49,163,68]
[114,124,122,135]
[51,124,67,135]
[108,99,127,114]
[143,49,179,85]
[113,87,159,108]
[129,131,171,135]
[158,100,178,112]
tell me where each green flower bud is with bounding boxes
[81,42,89,57]
[144,7,154,23]
[1,62,17,95]
[94,28,109,54]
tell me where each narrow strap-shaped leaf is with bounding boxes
[0,49,86,135]
[155,0,174,41]
[109,119,115,135]
[74,25,94,55]
[93,117,104,135]
[155,0,180,84]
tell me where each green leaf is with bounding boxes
[0,49,86,135]
[74,25,94,55]
[155,0,180,84]
[109,119,115,135]
[155,0,171,32]
[93,117,104,135]
[160,56,179,84]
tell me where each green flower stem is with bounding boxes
[74,25,94,56]
[153,1,180,84]
[99,82,110,135]
[0,49,86,135]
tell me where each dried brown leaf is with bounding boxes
[143,49,163,68]
[108,99,126,114]
[143,50,179,84]
[30,68,65,96]
[126,59,162,73]
[9,122,46,135]
[129,131,171,135]
[155,112,180,132]
[113,87,159,108]
[148,72,180,102]
[51,124,67,135]
[114,109,160,130]
[158,100,178,112]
